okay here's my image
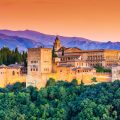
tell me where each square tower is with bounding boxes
[26,47,52,88]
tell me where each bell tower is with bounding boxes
[53,36,62,51]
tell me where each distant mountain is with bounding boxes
[0,33,43,51]
[0,29,120,51]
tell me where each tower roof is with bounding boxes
[55,36,61,43]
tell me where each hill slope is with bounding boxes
[0,33,43,51]
[0,80,120,119]
[0,29,120,50]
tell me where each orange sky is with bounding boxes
[0,0,120,42]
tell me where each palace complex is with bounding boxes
[0,37,120,88]
[26,37,120,89]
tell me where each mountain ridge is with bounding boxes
[0,29,120,51]
[0,33,43,51]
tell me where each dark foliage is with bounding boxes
[52,46,57,58]
[0,80,120,120]
[46,78,56,87]
[0,47,27,66]
[94,64,111,73]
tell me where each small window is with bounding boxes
[12,71,15,75]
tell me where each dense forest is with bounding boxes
[0,47,27,66]
[0,80,119,120]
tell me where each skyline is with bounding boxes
[0,0,120,42]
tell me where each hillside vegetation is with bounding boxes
[0,80,120,120]
[0,47,27,66]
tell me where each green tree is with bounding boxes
[80,79,84,85]
[91,77,97,82]
[94,64,111,73]
[0,47,27,66]
[46,78,56,87]
[52,46,57,58]
[71,79,78,86]
[14,47,21,64]
[0,80,119,119]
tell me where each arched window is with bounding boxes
[68,57,70,60]
[12,71,15,75]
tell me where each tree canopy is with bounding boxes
[0,80,119,119]
[94,64,111,73]
[0,47,27,66]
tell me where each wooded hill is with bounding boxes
[0,79,119,120]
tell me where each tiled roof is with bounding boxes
[8,63,23,68]
[58,64,74,67]
[72,67,94,71]
[0,64,7,68]
[57,47,81,52]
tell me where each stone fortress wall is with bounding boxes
[0,37,120,88]
[26,37,119,89]
[0,64,26,87]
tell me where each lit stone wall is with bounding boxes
[27,48,52,88]
[26,47,115,89]
[0,67,26,88]
[62,50,120,67]
[104,50,120,67]
[26,67,112,89]
[94,73,112,82]
[112,66,120,81]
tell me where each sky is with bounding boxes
[0,0,120,42]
